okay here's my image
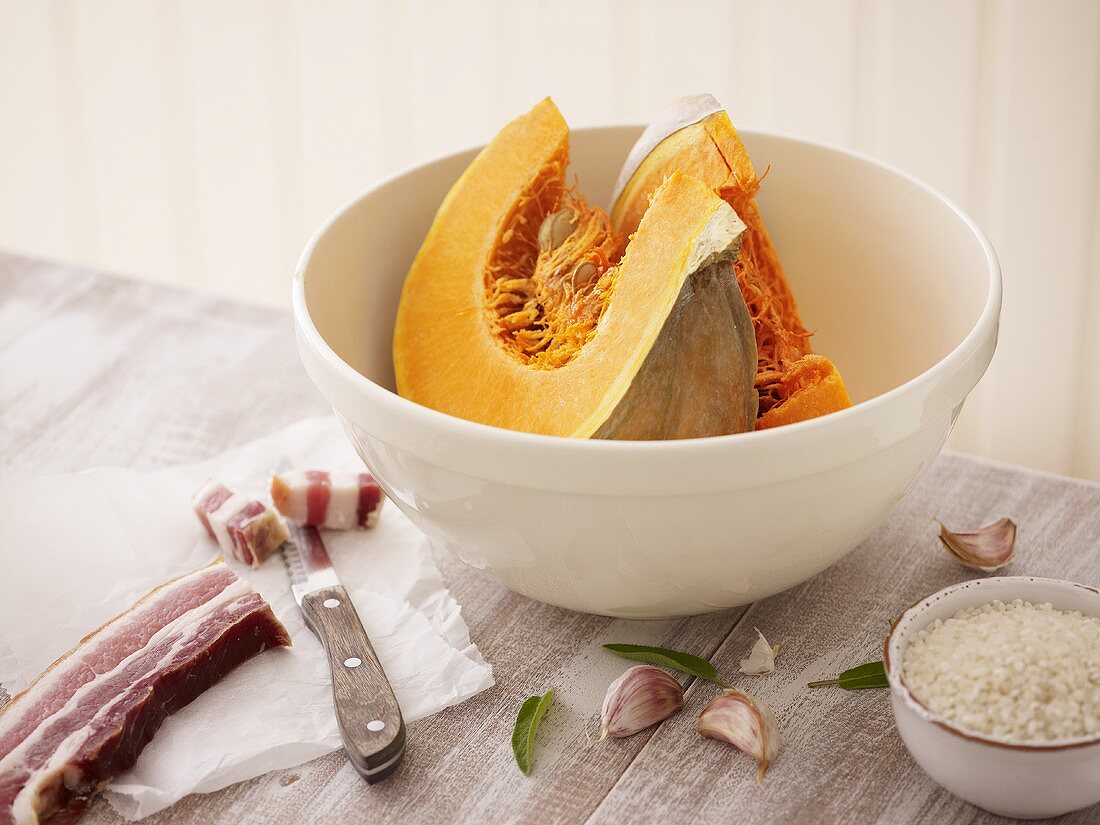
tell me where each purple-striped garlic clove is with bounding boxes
[599,665,685,740]
[697,689,780,782]
[937,516,1017,572]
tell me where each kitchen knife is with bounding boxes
[280,522,406,782]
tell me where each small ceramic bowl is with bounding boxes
[294,125,1001,617]
[885,576,1100,819]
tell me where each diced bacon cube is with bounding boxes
[192,479,288,568]
[356,473,384,528]
[270,469,385,530]
[192,478,233,539]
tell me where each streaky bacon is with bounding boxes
[270,470,385,530]
[0,560,290,824]
[192,479,288,568]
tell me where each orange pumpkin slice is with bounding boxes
[394,98,758,439]
[611,94,852,429]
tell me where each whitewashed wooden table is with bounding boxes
[3,252,1099,824]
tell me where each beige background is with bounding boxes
[1,0,1098,480]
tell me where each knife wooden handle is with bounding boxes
[301,584,406,782]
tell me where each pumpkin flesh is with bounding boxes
[610,95,852,429]
[393,99,758,439]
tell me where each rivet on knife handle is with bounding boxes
[300,584,406,782]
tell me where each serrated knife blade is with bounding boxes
[281,522,340,603]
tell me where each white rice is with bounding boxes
[903,598,1100,742]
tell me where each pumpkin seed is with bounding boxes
[538,208,576,253]
[570,261,599,290]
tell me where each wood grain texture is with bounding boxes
[591,457,1100,825]
[300,583,406,782]
[2,253,1098,824]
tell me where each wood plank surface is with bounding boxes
[592,457,1100,825]
[2,252,1098,824]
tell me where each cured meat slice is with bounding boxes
[270,470,385,530]
[192,479,289,568]
[0,560,290,824]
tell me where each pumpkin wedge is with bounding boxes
[610,94,853,430]
[394,98,758,439]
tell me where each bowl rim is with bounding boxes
[293,123,1002,460]
[884,575,1100,752]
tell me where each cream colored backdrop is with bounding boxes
[2,0,1098,480]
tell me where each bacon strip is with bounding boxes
[270,470,385,530]
[192,480,288,568]
[0,561,290,824]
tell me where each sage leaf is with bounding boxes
[512,690,554,775]
[603,644,730,688]
[807,660,888,690]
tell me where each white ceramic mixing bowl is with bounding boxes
[293,126,1001,618]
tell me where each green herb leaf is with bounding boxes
[603,644,731,688]
[807,660,888,690]
[512,690,554,775]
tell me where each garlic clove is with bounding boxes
[739,629,780,675]
[937,517,1017,572]
[599,664,685,740]
[697,689,780,782]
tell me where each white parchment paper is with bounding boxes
[0,417,493,819]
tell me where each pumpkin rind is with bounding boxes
[610,95,853,428]
[394,99,758,439]
[591,257,757,439]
